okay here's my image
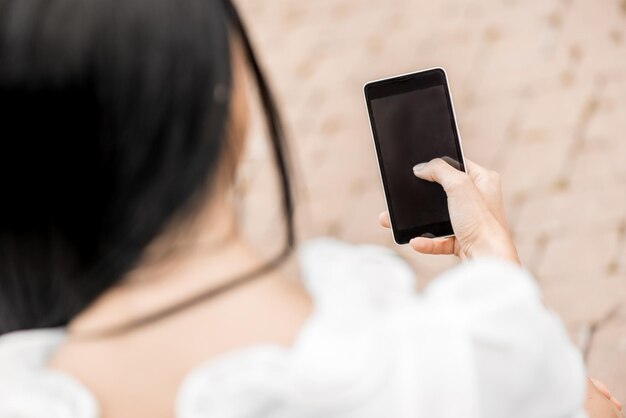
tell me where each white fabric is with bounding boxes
[0,238,587,418]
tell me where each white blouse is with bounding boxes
[0,238,587,418]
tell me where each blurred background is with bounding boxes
[233,0,626,399]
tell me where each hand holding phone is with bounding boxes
[365,68,519,263]
[386,158,519,263]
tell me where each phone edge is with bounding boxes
[363,81,403,245]
[439,67,468,176]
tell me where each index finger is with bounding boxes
[413,157,471,193]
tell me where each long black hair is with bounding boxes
[0,0,294,335]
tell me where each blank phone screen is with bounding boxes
[366,71,464,242]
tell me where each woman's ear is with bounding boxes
[221,36,250,179]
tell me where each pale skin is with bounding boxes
[47,38,622,417]
[49,40,314,418]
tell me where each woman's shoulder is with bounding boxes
[178,238,421,416]
[0,328,67,386]
[0,328,99,417]
[178,238,420,417]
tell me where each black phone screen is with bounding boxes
[364,68,465,244]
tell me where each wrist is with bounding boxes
[469,225,520,265]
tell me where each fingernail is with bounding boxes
[413,163,426,173]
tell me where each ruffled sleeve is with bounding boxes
[0,329,98,418]
[393,258,588,418]
[295,239,587,418]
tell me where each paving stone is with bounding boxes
[498,132,575,197]
[513,185,626,244]
[457,99,520,167]
[537,228,621,283]
[541,278,626,334]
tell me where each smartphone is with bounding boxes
[364,67,466,244]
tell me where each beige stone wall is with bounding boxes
[236,0,626,399]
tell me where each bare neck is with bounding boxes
[67,193,295,337]
[49,198,312,418]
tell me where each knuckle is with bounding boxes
[448,173,471,190]
[430,158,446,169]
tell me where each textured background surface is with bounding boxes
[235,0,626,399]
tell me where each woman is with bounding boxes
[0,0,622,417]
